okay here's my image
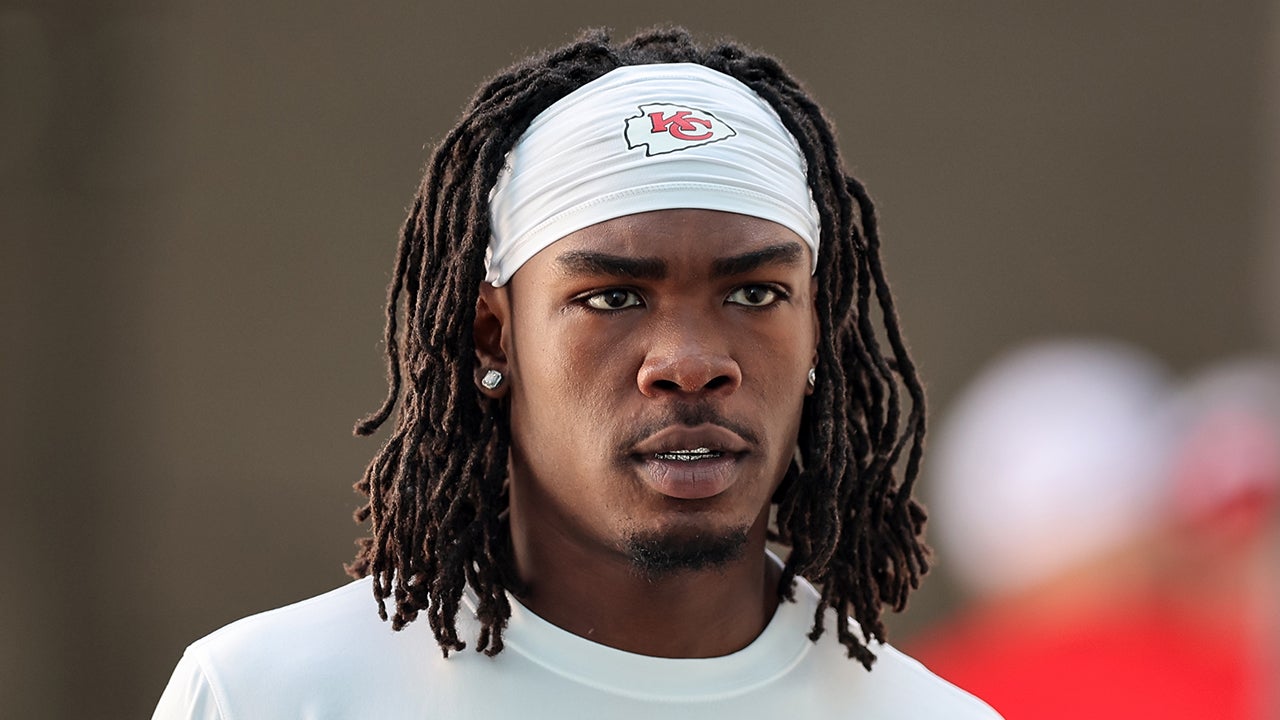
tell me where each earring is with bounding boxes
[481,369,504,390]
[807,367,816,388]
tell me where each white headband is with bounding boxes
[485,62,821,286]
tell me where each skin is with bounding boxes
[474,208,818,658]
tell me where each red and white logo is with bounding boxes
[624,103,736,156]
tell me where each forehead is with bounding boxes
[530,208,812,273]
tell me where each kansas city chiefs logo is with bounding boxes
[624,103,737,156]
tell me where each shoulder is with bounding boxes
[855,640,1004,719]
[154,578,437,719]
[184,577,406,674]
[789,579,1002,719]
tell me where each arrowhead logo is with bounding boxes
[624,103,737,156]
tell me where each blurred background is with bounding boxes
[3,1,1278,717]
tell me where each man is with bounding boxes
[154,28,999,718]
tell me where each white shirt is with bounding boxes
[154,573,1001,719]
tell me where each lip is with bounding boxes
[630,424,751,500]
[630,423,752,456]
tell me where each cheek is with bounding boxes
[532,325,605,380]
[741,314,815,379]
[510,315,631,428]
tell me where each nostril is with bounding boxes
[644,373,736,396]
[638,353,742,397]
[704,375,733,392]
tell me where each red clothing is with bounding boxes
[908,602,1264,719]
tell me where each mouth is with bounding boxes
[652,447,724,462]
[629,424,752,500]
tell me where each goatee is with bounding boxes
[624,526,749,578]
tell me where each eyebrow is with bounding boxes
[710,242,806,277]
[553,241,807,281]
[555,251,667,280]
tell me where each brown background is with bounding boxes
[3,1,1278,717]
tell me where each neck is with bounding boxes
[508,505,781,658]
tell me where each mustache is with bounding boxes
[619,403,762,451]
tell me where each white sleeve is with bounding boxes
[152,652,224,720]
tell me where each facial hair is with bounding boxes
[624,526,750,578]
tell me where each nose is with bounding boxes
[636,321,742,399]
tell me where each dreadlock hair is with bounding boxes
[349,26,929,670]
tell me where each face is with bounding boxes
[477,209,818,574]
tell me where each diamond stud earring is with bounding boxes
[481,369,504,390]
[808,367,816,388]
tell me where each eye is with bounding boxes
[583,288,643,310]
[726,284,783,307]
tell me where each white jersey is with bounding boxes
[154,572,1000,719]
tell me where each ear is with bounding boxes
[474,283,511,398]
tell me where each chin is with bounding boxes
[622,525,750,577]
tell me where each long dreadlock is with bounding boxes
[349,27,929,670]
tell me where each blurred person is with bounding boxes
[906,340,1211,718]
[151,29,999,718]
[1156,359,1280,718]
